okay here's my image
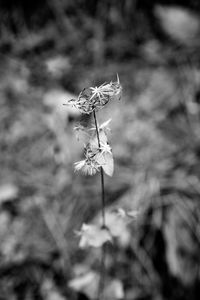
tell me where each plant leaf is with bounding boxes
[96,151,114,177]
[89,130,108,149]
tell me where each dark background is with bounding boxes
[0,1,200,299]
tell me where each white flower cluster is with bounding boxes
[74,124,114,176]
[68,75,122,114]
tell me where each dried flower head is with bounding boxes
[67,75,122,114]
[74,123,114,176]
[74,158,100,176]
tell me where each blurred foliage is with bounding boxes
[0,0,200,300]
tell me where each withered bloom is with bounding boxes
[68,75,122,114]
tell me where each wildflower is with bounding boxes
[85,130,114,176]
[74,125,114,176]
[74,160,87,172]
[88,129,108,151]
[77,223,112,248]
[89,76,122,110]
[95,151,114,177]
[74,159,100,176]
[66,76,122,114]
[101,210,130,247]
[100,141,112,155]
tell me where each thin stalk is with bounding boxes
[93,110,106,227]
[98,244,106,300]
[93,110,106,300]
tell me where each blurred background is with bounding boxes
[0,0,200,299]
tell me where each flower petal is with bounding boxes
[78,224,112,248]
[96,152,114,177]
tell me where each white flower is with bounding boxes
[77,223,112,248]
[74,159,100,176]
[74,160,86,172]
[65,76,122,114]
[100,141,112,155]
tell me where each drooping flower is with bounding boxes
[66,76,122,114]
